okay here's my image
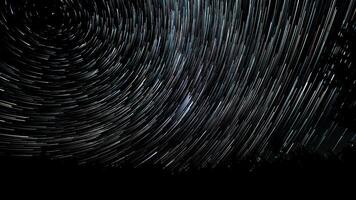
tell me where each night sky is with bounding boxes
[0,0,355,176]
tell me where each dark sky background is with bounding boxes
[0,0,355,177]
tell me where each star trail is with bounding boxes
[0,0,355,171]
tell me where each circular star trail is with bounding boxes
[0,0,355,170]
